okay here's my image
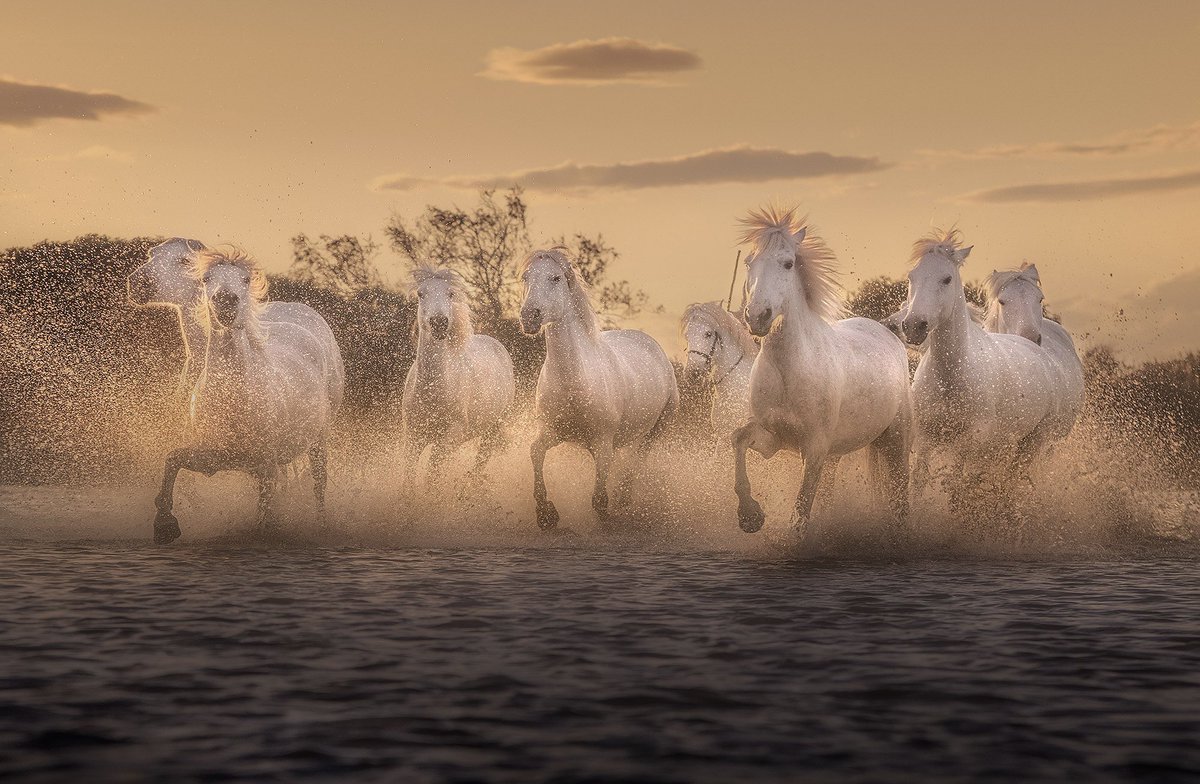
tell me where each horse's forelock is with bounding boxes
[739,205,844,323]
[910,227,964,267]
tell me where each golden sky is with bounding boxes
[4,0,1200,359]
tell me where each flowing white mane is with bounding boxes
[738,205,844,323]
[519,247,598,334]
[910,227,967,267]
[983,262,1041,330]
[681,301,759,356]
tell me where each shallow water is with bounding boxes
[2,535,1199,782]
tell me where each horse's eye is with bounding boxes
[243,276,250,285]
[999,299,1007,306]
[704,331,713,338]
[202,274,210,283]
[783,261,794,270]
[941,276,952,285]
[551,275,562,283]
[177,258,190,266]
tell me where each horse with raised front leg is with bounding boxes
[149,248,337,543]
[519,247,679,530]
[732,207,912,539]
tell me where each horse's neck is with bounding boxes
[177,306,206,389]
[761,292,833,371]
[544,310,602,387]
[713,335,750,385]
[927,298,983,392]
[414,333,469,382]
[199,328,256,394]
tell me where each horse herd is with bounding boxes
[125,206,1084,544]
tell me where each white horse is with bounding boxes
[401,266,515,493]
[519,247,679,530]
[148,249,338,543]
[902,230,1065,503]
[733,207,912,537]
[127,237,345,409]
[982,262,1084,445]
[681,301,759,440]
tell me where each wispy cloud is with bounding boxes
[373,146,888,193]
[480,38,701,85]
[0,78,155,127]
[963,168,1200,203]
[43,145,135,163]
[925,121,1200,160]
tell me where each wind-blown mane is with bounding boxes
[519,247,598,334]
[983,262,1041,330]
[191,247,269,338]
[738,206,844,322]
[411,264,475,337]
[910,227,966,267]
[682,301,759,356]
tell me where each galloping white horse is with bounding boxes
[401,266,515,493]
[902,230,1065,500]
[127,237,345,408]
[681,301,759,440]
[520,247,679,530]
[733,207,912,536]
[982,262,1084,445]
[148,249,338,543]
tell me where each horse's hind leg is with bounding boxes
[531,429,561,531]
[154,447,227,544]
[871,423,911,528]
[309,443,329,526]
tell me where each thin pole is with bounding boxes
[725,250,742,312]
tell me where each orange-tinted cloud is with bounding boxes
[964,168,1200,203]
[480,38,701,85]
[927,121,1200,159]
[0,78,154,127]
[374,146,888,193]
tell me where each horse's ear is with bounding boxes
[792,226,807,244]
[185,239,207,253]
[1024,263,1040,283]
[955,245,973,264]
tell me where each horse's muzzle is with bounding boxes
[211,291,239,328]
[746,307,773,337]
[902,318,928,346]
[520,308,542,335]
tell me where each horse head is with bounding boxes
[903,228,972,345]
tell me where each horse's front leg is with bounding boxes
[308,442,329,526]
[588,437,615,520]
[531,428,562,530]
[732,421,780,533]
[400,430,428,499]
[790,447,831,540]
[153,446,228,544]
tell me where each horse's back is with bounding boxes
[262,301,345,411]
[598,329,679,440]
[467,334,516,416]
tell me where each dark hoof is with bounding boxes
[537,501,560,531]
[738,499,765,534]
[153,513,181,545]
